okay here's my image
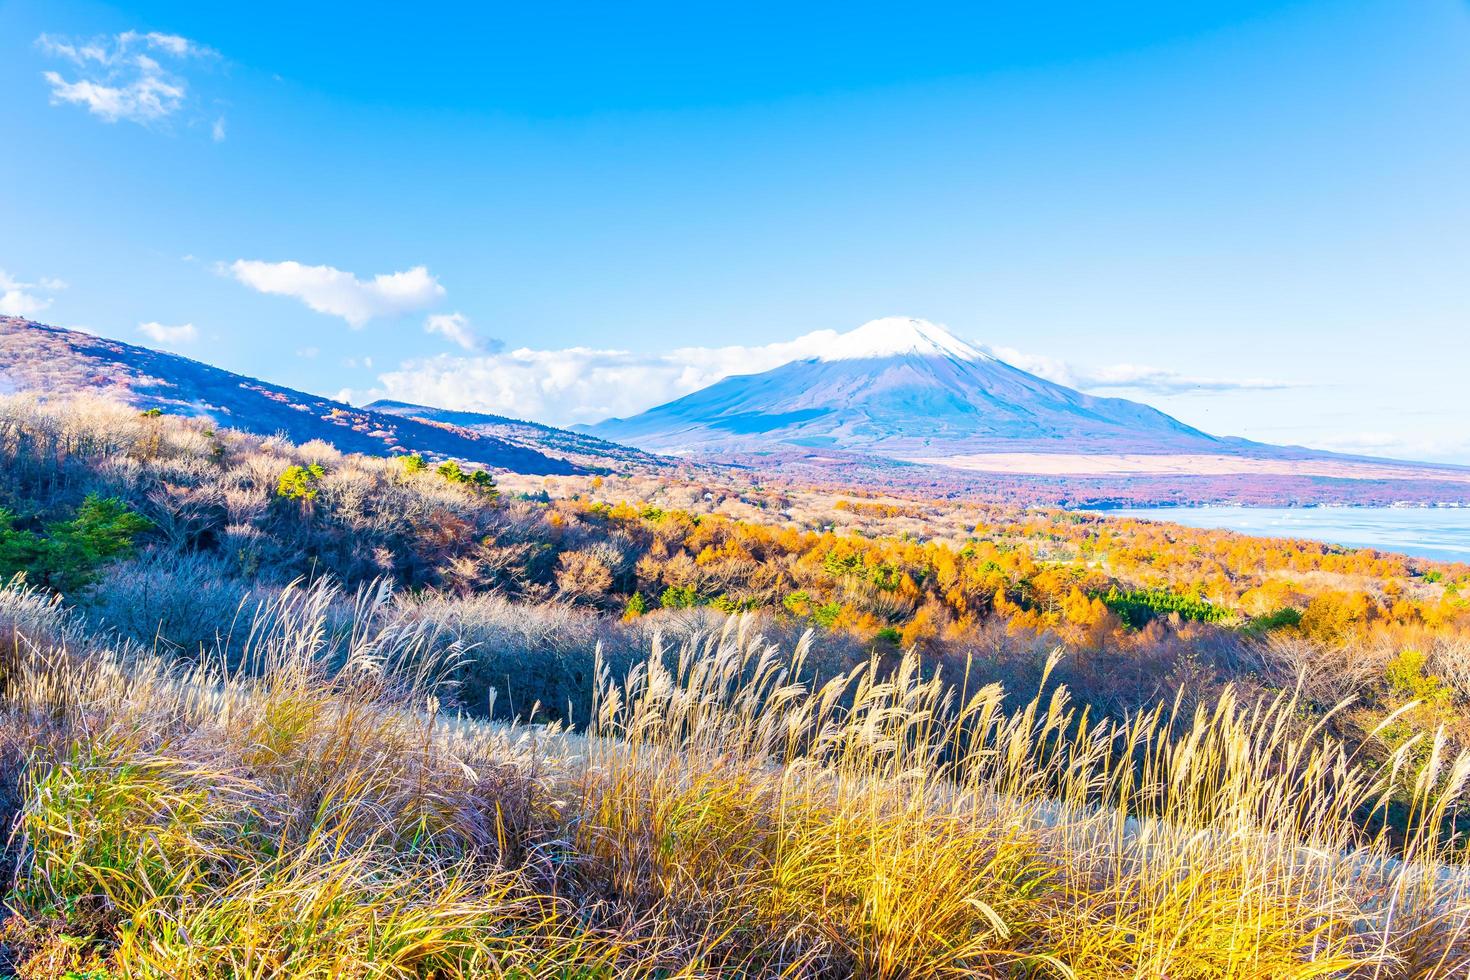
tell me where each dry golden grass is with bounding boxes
[0,580,1466,977]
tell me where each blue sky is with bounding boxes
[2,0,1468,462]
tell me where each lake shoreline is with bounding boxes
[1083,505,1470,563]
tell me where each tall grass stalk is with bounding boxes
[0,586,1465,977]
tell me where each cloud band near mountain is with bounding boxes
[351,327,1295,428]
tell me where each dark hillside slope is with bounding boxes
[0,317,577,474]
[367,398,671,470]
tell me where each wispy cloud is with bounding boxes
[353,326,1301,428]
[37,30,214,65]
[225,260,446,327]
[128,32,206,58]
[982,346,1296,395]
[355,330,864,426]
[1304,430,1470,465]
[0,270,67,318]
[424,311,494,352]
[138,320,197,345]
[36,30,218,129]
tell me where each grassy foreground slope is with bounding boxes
[0,395,1468,975]
[5,393,1467,791]
[0,581,1467,978]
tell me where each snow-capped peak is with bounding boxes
[819,317,988,362]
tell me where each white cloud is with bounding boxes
[211,116,227,142]
[127,32,208,58]
[423,311,492,351]
[1303,430,1470,465]
[226,260,446,327]
[42,71,186,124]
[0,270,66,318]
[36,30,215,126]
[354,324,1303,429]
[982,346,1294,395]
[358,329,856,426]
[38,30,216,64]
[138,321,197,345]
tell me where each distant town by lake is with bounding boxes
[1097,506,1470,563]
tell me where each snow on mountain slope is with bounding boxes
[818,316,989,362]
[585,317,1232,457]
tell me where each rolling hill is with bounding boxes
[366,399,672,471]
[0,317,589,474]
[6,314,1467,505]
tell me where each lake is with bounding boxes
[1096,506,1470,563]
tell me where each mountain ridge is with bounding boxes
[5,315,1467,507]
[585,317,1245,457]
[0,317,586,474]
[365,398,673,470]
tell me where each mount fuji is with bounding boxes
[584,317,1245,459]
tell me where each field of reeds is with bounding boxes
[0,395,1468,976]
[0,577,1466,979]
